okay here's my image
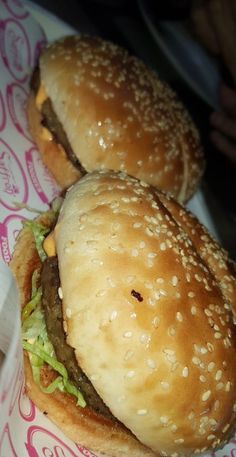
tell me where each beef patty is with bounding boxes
[30,67,86,175]
[41,256,115,421]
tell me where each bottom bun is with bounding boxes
[10,211,156,457]
[27,93,82,189]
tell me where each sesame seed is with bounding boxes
[160,242,166,251]
[148,252,157,258]
[182,367,189,377]
[204,309,212,317]
[168,326,176,336]
[96,289,106,297]
[214,324,220,331]
[124,350,134,360]
[207,342,214,352]
[156,277,164,284]
[159,289,167,296]
[137,409,147,415]
[90,374,99,381]
[174,439,184,444]
[195,274,202,282]
[225,381,231,392]
[207,362,215,372]
[148,297,156,307]
[176,312,183,322]
[188,291,195,298]
[152,316,160,328]
[200,375,206,383]
[140,333,150,344]
[161,381,170,390]
[91,258,103,266]
[163,349,175,355]
[130,312,137,319]
[202,390,211,401]
[110,310,118,321]
[126,370,135,378]
[126,275,136,283]
[107,277,116,288]
[186,273,191,282]
[144,281,153,289]
[58,287,63,299]
[133,222,142,229]
[215,370,222,381]
[146,227,154,237]
[214,332,222,339]
[171,276,178,286]
[147,359,156,369]
[192,357,200,365]
[160,416,169,424]
[66,308,72,318]
[123,331,132,338]
[222,423,230,433]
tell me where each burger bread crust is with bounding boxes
[28,35,204,202]
[10,211,156,457]
[55,171,236,456]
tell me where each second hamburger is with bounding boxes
[28,35,204,202]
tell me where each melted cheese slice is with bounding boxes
[35,84,53,141]
[43,230,56,257]
[36,84,48,109]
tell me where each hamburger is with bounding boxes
[10,170,236,457]
[28,35,204,202]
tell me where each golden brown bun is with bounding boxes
[31,35,204,202]
[55,171,236,456]
[10,211,156,457]
[27,93,82,189]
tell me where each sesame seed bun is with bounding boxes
[28,35,205,202]
[55,170,236,456]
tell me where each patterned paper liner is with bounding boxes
[0,0,98,455]
[0,0,235,456]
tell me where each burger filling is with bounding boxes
[21,214,117,422]
[41,256,115,420]
[30,67,86,175]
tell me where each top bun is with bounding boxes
[55,170,236,456]
[39,35,204,202]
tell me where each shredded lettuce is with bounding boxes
[21,214,86,407]
[14,202,44,214]
[51,196,63,214]
[23,340,85,406]
[22,270,41,322]
[23,220,49,261]
[23,198,63,261]
[22,301,86,407]
[14,196,63,215]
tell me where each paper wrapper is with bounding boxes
[0,1,98,455]
[0,1,235,456]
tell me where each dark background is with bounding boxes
[26,0,236,258]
